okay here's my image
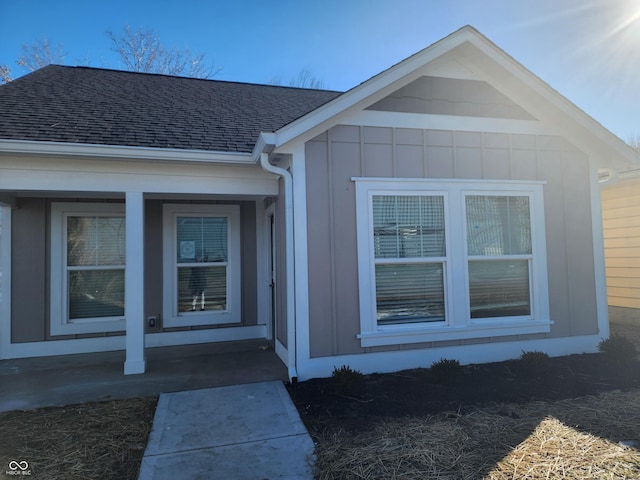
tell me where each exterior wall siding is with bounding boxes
[305,125,597,358]
[10,198,260,343]
[602,178,640,310]
[275,180,288,347]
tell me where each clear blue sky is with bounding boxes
[1,0,639,140]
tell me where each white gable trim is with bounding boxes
[263,26,638,169]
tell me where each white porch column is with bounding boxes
[124,191,146,374]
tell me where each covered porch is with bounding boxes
[0,148,291,377]
[0,339,287,412]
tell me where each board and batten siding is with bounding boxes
[305,125,598,358]
[602,178,640,310]
[10,198,260,343]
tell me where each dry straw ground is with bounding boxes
[311,391,640,479]
[1,322,640,480]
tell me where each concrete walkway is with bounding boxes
[138,381,315,480]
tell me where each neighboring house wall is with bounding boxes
[10,197,259,342]
[602,177,640,322]
[305,125,598,358]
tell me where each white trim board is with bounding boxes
[0,325,267,360]
[296,334,605,381]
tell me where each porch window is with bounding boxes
[353,178,551,347]
[163,204,241,327]
[50,203,126,335]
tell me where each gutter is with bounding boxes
[259,149,298,382]
[0,139,254,165]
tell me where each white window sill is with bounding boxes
[357,319,553,347]
[163,311,239,328]
[50,317,126,336]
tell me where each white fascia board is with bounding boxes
[0,139,255,165]
[461,33,640,168]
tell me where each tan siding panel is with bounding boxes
[396,128,423,145]
[608,286,640,299]
[511,148,538,180]
[607,276,640,289]
[562,150,598,335]
[363,143,393,177]
[603,237,640,249]
[455,147,482,178]
[537,148,571,337]
[609,296,640,309]
[602,204,640,220]
[604,247,640,258]
[606,266,640,278]
[603,215,640,229]
[305,140,334,357]
[603,226,640,239]
[426,145,454,177]
[395,144,424,177]
[606,257,640,268]
[482,147,510,179]
[331,144,363,355]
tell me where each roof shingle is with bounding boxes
[0,65,342,153]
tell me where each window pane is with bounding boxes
[68,216,125,266]
[375,263,445,325]
[177,217,227,263]
[469,260,530,318]
[466,196,531,256]
[177,266,227,313]
[68,269,125,320]
[373,195,445,258]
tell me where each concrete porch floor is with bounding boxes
[0,339,288,412]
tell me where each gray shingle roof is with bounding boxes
[0,65,342,153]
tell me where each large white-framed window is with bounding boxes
[50,202,126,335]
[354,178,551,347]
[162,204,241,327]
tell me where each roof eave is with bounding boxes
[0,139,255,165]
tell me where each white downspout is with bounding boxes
[259,152,297,381]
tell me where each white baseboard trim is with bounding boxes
[296,334,605,381]
[1,325,267,360]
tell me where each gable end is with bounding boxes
[366,76,536,120]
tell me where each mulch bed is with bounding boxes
[285,322,640,479]
[287,352,640,434]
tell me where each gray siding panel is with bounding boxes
[562,148,598,335]
[145,200,163,331]
[305,126,599,358]
[241,202,258,326]
[11,199,47,342]
[537,150,571,337]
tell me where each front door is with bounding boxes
[267,207,276,347]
